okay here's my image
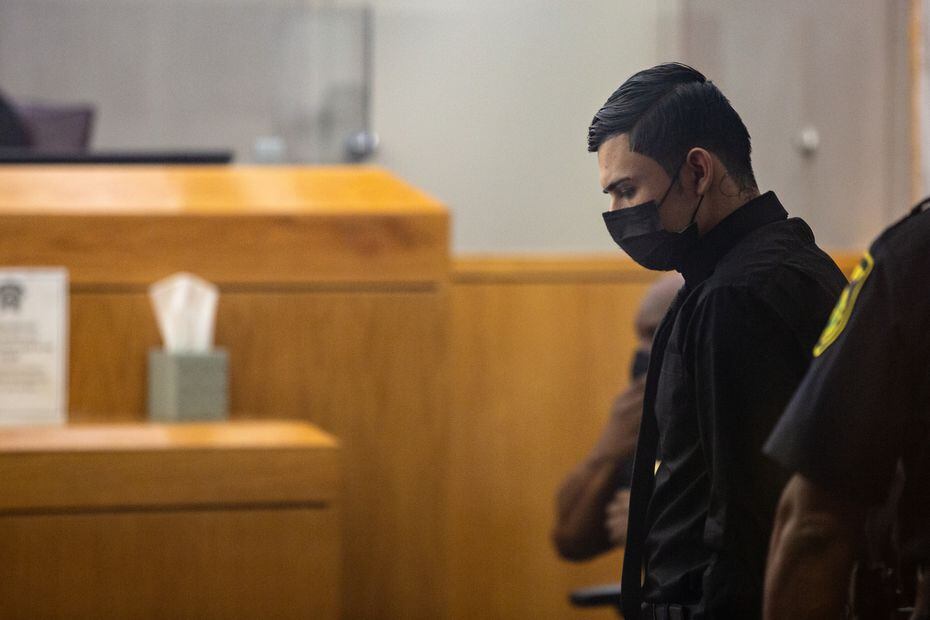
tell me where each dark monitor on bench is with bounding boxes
[0,149,234,165]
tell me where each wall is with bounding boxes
[356,0,912,252]
[353,0,662,253]
[676,0,913,250]
[921,0,930,197]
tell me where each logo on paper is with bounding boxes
[0,281,24,312]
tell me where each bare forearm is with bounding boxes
[552,381,642,561]
[764,475,862,619]
[765,513,856,617]
[553,455,625,560]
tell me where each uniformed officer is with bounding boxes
[589,63,846,619]
[763,198,930,619]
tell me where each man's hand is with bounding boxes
[605,488,630,546]
[605,378,644,458]
[552,378,645,561]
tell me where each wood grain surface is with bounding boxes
[0,507,340,619]
[0,165,443,214]
[0,166,448,286]
[0,421,340,512]
[65,289,450,618]
[0,421,341,619]
[449,256,658,620]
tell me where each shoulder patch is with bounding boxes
[813,251,874,357]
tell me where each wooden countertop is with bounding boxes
[0,420,338,452]
[0,420,341,513]
[0,165,444,215]
[0,165,449,286]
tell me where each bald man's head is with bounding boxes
[635,273,683,351]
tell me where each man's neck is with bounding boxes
[698,186,760,236]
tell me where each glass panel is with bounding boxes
[0,0,372,163]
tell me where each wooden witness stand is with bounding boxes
[0,166,450,619]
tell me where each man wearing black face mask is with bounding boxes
[590,63,846,619]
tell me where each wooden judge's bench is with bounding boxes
[0,166,450,619]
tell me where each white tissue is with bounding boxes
[149,273,219,353]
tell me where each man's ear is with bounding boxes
[685,147,714,196]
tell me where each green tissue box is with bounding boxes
[147,349,229,422]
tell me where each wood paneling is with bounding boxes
[67,289,450,618]
[833,251,866,277]
[0,508,340,619]
[0,166,450,619]
[0,421,341,619]
[452,255,659,284]
[449,256,659,620]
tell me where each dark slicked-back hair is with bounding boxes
[588,63,756,190]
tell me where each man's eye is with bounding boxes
[619,187,635,199]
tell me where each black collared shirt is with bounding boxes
[765,202,930,566]
[639,192,845,617]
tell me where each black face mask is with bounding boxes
[602,167,704,271]
[630,349,650,381]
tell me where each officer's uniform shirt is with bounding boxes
[633,192,846,616]
[765,203,930,567]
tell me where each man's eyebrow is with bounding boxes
[602,177,631,194]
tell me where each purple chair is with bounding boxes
[15,102,95,152]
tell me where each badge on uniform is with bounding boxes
[813,251,874,357]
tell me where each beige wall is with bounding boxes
[347,0,663,253]
[921,0,930,197]
[676,0,913,251]
[357,0,913,253]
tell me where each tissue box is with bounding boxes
[147,349,229,422]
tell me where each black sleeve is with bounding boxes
[764,250,912,504]
[616,455,634,488]
[687,287,803,544]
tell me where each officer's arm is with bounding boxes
[552,378,643,561]
[764,473,865,619]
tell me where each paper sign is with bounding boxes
[0,269,68,425]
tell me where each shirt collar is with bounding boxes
[679,191,788,285]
